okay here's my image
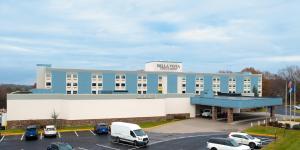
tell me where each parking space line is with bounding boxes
[58,132,61,138]
[96,144,120,150]
[78,147,89,150]
[74,131,79,137]
[89,129,96,136]
[20,134,24,141]
[0,136,5,143]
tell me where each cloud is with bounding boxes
[174,27,232,43]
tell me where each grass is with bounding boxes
[139,119,180,128]
[292,109,300,113]
[0,119,181,135]
[244,126,300,150]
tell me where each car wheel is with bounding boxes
[249,142,256,149]
[211,147,217,150]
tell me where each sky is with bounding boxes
[0,0,300,84]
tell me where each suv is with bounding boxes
[94,123,109,134]
[25,125,38,140]
[202,109,212,117]
[228,132,262,149]
[207,137,250,150]
[43,125,57,137]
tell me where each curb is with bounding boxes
[1,128,93,136]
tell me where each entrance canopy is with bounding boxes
[190,96,282,109]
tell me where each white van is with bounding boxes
[111,122,149,146]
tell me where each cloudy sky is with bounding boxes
[0,0,299,84]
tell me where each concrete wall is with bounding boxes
[7,95,195,121]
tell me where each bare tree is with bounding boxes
[51,110,59,127]
[278,65,300,81]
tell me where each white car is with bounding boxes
[43,125,57,137]
[202,109,212,117]
[228,132,262,149]
[207,137,251,150]
[294,105,300,110]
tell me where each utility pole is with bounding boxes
[294,80,296,121]
[285,81,287,121]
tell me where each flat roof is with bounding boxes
[191,96,282,109]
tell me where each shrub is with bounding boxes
[292,124,300,130]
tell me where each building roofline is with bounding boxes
[46,67,262,76]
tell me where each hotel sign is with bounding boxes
[145,61,183,72]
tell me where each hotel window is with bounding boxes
[137,75,147,94]
[228,77,236,93]
[178,76,186,94]
[66,72,78,95]
[212,76,220,95]
[243,77,251,94]
[195,76,204,95]
[92,91,97,94]
[158,83,162,87]
[115,74,126,90]
[45,72,52,89]
[91,73,103,94]
[46,82,51,86]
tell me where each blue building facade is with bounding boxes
[33,62,263,97]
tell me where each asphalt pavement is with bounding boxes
[0,130,273,150]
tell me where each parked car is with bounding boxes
[202,109,212,117]
[25,125,38,140]
[94,123,109,135]
[294,105,300,110]
[47,142,73,150]
[228,132,262,149]
[207,137,251,150]
[43,125,57,137]
[111,122,149,146]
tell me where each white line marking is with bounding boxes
[78,147,89,150]
[96,144,120,150]
[112,141,136,148]
[0,136,5,142]
[74,131,79,137]
[89,129,96,136]
[58,132,61,138]
[20,134,24,141]
[148,133,226,146]
[40,133,43,140]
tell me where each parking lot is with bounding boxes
[0,130,274,150]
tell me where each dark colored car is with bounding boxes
[94,123,109,134]
[25,125,38,140]
[47,142,73,150]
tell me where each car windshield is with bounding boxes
[229,139,240,147]
[133,129,146,136]
[58,144,73,150]
[245,135,254,140]
[204,110,210,112]
[99,125,108,128]
[26,128,36,131]
[46,128,55,131]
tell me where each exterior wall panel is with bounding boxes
[78,72,91,94]
[186,74,196,93]
[167,74,177,93]
[103,72,115,91]
[147,73,158,94]
[51,71,66,94]
[126,73,137,94]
